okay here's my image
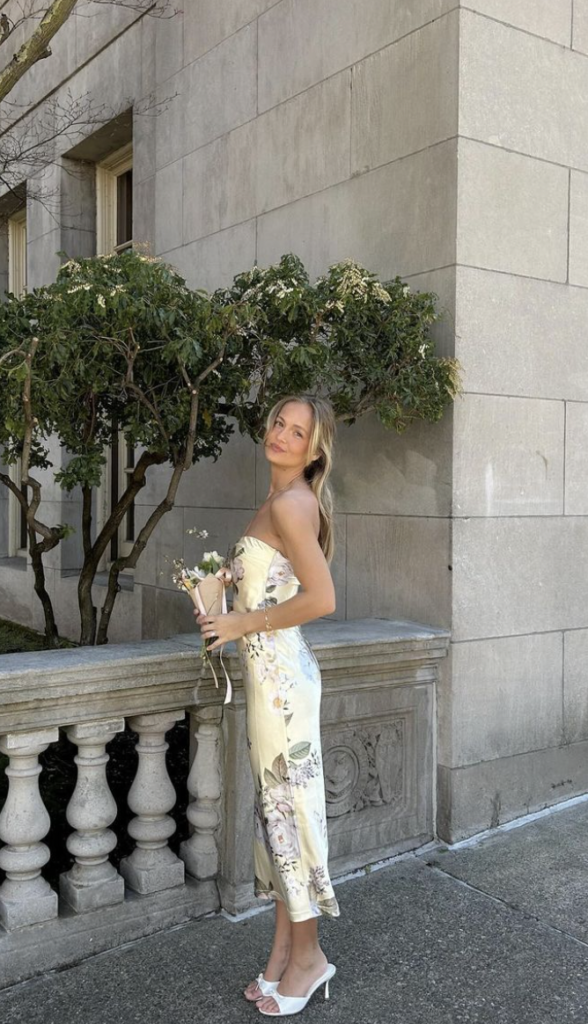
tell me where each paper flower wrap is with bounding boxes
[173,554,233,704]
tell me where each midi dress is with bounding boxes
[229,534,340,922]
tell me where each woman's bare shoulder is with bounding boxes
[271,487,319,530]
[272,486,318,513]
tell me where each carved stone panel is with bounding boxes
[323,714,411,820]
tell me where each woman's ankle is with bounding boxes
[288,947,327,972]
[265,945,291,974]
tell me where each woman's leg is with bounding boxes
[244,900,293,1000]
[256,917,328,1014]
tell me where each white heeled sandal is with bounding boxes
[244,973,280,1002]
[257,963,336,1017]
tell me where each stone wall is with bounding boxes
[0,1,458,642]
[438,2,588,839]
[1,2,587,841]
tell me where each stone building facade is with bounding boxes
[0,1,587,843]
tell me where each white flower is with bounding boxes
[96,294,106,308]
[284,877,303,897]
[230,556,244,582]
[266,806,299,861]
[203,550,222,562]
[268,686,289,715]
[267,558,298,587]
[186,527,208,538]
[67,283,92,294]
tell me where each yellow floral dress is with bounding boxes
[230,534,340,922]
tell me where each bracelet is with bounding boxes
[264,608,274,635]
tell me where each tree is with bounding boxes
[0,1,177,210]
[0,1,175,102]
[0,250,461,646]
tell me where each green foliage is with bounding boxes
[0,248,461,644]
[220,255,460,435]
[0,250,460,492]
[0,250,252,490]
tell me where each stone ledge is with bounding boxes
[0,618,449,734]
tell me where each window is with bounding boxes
[110,422,136,561]
[95,144,136,566]
[8,208,27,296]
[96,142,133,255]
[7,208,28,557]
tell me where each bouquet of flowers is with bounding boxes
[171,543,233,704]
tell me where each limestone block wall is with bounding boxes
[132,0,460,639]
[3,1,586,842]
[437,2,588,840]
[0,3,459,649]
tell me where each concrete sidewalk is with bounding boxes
[2,800,588,1024]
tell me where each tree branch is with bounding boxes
[0,0,80,103]
[95,454,186,644]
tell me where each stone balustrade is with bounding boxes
[0,618,449,989]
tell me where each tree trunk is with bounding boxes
[77,452,165,645]
[95,495,176,645]
[29,535,60,648]
[78,563,98,646]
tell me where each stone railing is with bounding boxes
[0,618,449,989]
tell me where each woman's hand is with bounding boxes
[196,610,248,652]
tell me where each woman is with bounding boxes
[196,394,339,1017]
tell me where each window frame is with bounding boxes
[95,143,136,569]
[6,207,28,558]
[96,142,133,255]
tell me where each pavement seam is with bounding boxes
[423,860,588,952]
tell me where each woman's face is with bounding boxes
[265,401,314,470]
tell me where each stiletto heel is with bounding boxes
[257,963,336,1016]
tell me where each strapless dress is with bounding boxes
[229,535,340,921]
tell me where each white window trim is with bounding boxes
[96,142,133,256]
[116,429,136,561]
[95,435,134,569]
[6,209,28,557]
[95,144,135,568]
[7,460,28,559]
[8,207,27,297]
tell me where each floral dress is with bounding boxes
[230,534,340,922]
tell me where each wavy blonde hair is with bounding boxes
[265,394,336,563]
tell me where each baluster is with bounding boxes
[120,711,185,894]
[0,728,59,930]
[59,719,126,912]
[180,706,223,880]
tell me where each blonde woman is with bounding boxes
[196,394,339,1017]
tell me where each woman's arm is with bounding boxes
[198,491,335,650]
[246,490,336,632]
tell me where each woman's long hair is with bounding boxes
[265,394,336,563]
